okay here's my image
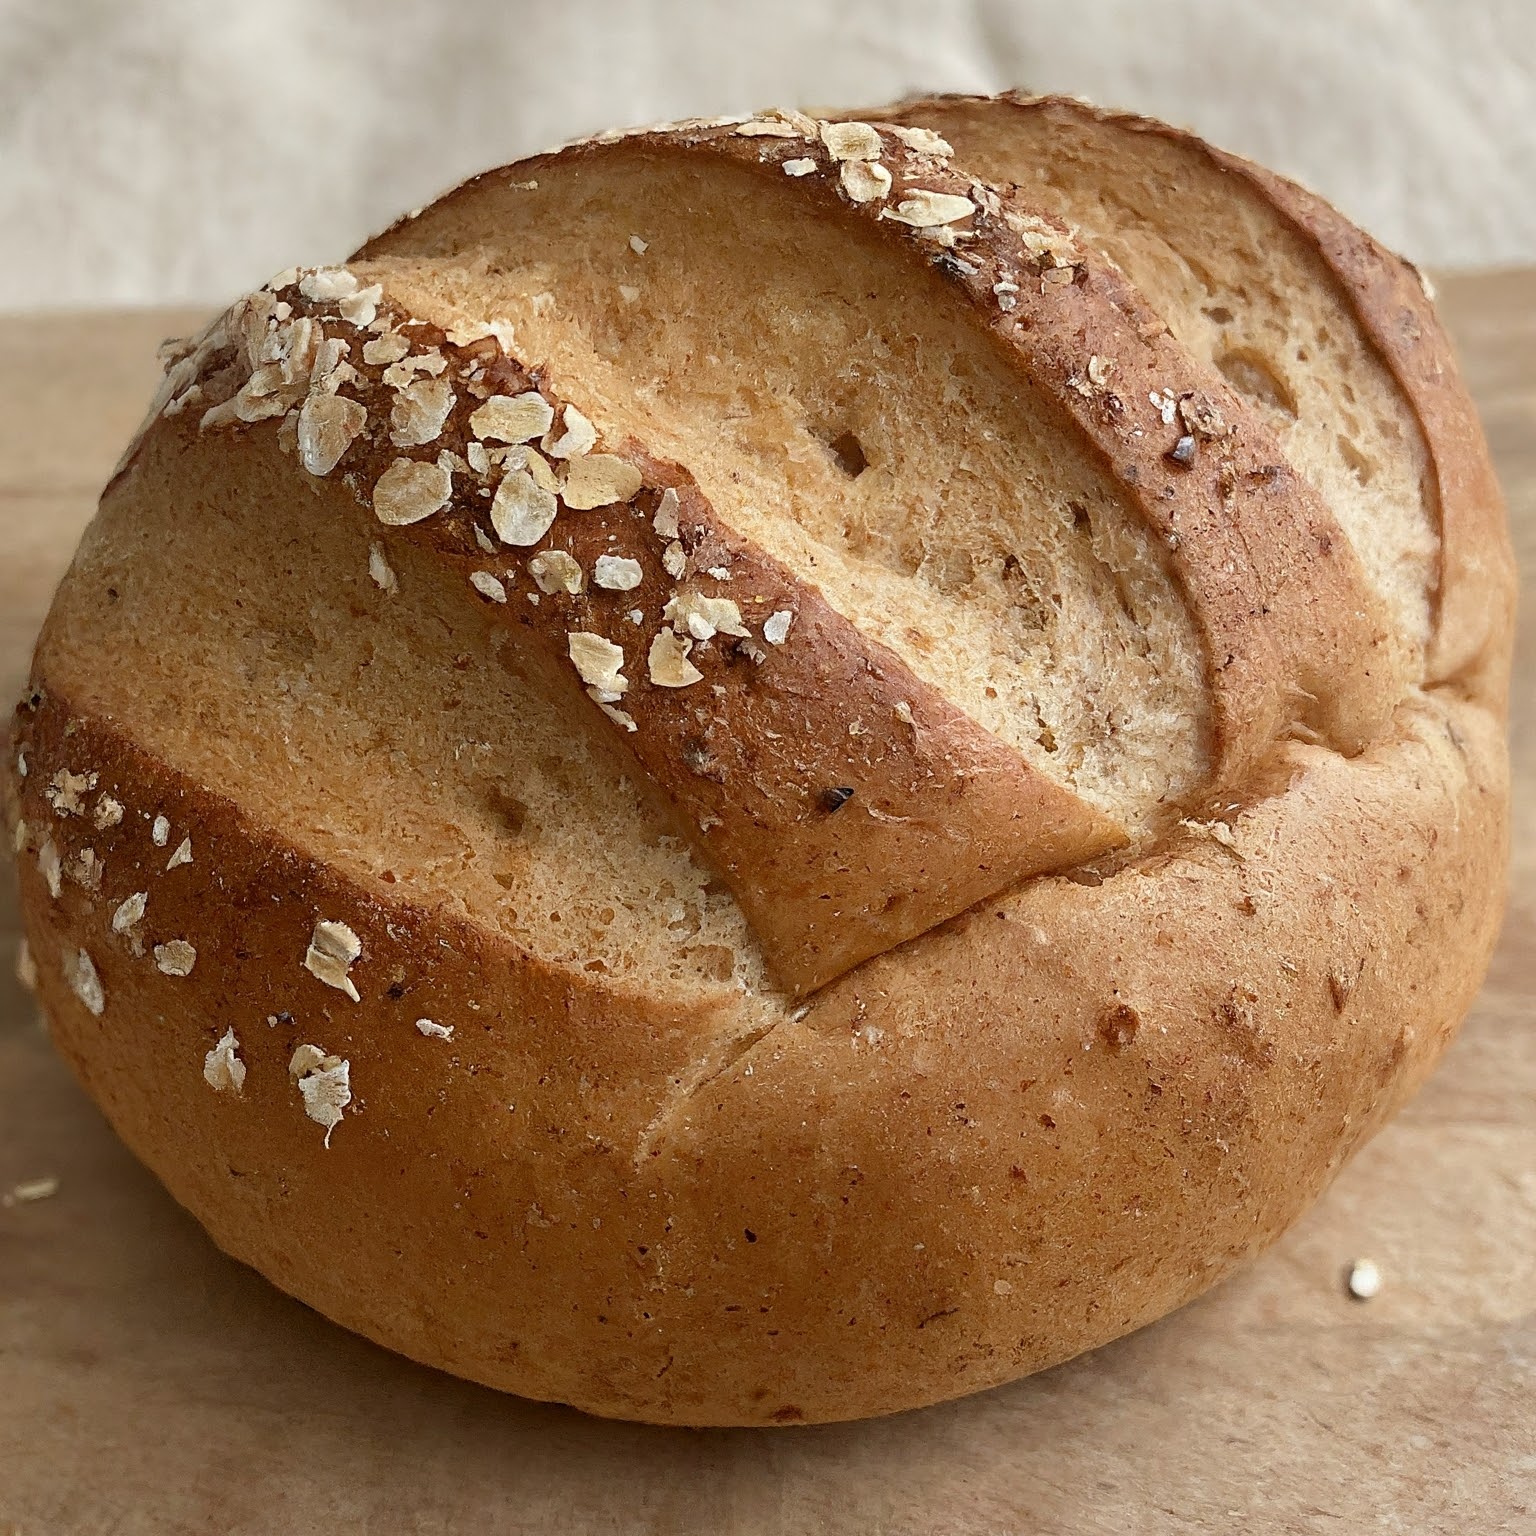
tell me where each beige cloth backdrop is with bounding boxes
[3,0,1535,310]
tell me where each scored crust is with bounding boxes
[2,99,1516,1425]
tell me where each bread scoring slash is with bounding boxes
[2,95,1513,1426]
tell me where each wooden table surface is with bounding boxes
[1,278,1532,1535]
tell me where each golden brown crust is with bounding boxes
[132,267,1124,999]
[367,117,1410,788]
[5,671,1507,1425]
[1,96,1516,1427]
[871,91,1517,709]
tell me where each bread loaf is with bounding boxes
[3,94,1514,1425]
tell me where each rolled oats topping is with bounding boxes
[93,795,125,830]
[469,570,509,603]
[491,469,559,545]
[470,392,554,444]
[297,393,367,475]
[288,1043,327,1078]
[653,487,682,539]
[291,1050,351,1145]
[762,609,794,645]
[840,160,892,203]
[45,768,96,816]
[298,268,360,302]
[647,628,703,688]
[66,947,104,1016]
[782,157,817,177]
[154,940,196,976]
[368,543,399,594]
[373,457,452,526]
[737,117,804,138]
[568,632,628,693]
[38,838,61,899]
[545,403,597,459]
[529,549,584,594]
[883,190,976,228]
[363,331,410,366]
[166,836,193,871]
[203,1028,247,1094]
[151,815,170,847]
[111,891,148,933]
[820,121,882,161]
[388,375,455,448]
[663,590,749,641]
[304,918,363,1003]
[593,554,643,591]
[563,454,643,510]
[889,125,954,158]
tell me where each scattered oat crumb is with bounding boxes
[66,947,104,1016]
[373,457,452,526]
[653,487,681,539]
[883,189,975,229]
[295,1054,352,1146]
[470,570,509,604]
[993,1279,1013,1296]
[3,1176,59,1206]
[648,627,703,688]
[415,1018,453,1040]
[820,120,882,161]
[529,549,584,595]
[112,891,148,933]
[166,836,193,871]
[629,234,649,255]
[762,609,793,646]
[491,468,558,546]
[1346,1258,1382,1300]
[368,543,398,594]
[151,815,170,847]
[563,454,643,510]
[154,939,197,977]
[203,1028,246,1094]
[93,795,125,830]
[16,938,37,991]
[840,159,892,203]
[304,919,363,1003]
[594,554,644,591]
[546,403,597,459]
[38,838,61,898]
[470,391,554,445]
[567,632,628,694]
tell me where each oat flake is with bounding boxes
[203,1028,246,1094]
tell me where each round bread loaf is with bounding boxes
[2,94,1514,1425]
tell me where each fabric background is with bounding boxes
[3,0,1533,311]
